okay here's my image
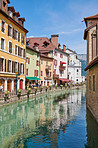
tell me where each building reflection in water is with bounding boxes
[86,109,98,148]
[0,88,95,148]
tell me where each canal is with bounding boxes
[0,88,98,148]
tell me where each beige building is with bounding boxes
[84,14,98,122]
[40,54,53,86]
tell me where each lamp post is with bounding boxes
[15,72,20,95]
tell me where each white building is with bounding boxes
[66,48,83,83]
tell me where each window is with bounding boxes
[15,45,18,55]
[8,60,12,72]
[46,61,48,66]
[89,76,91,90]
[93,75,95,91]
[34,70,38,77]
[23,49,26,58]
[9,11,13,17]
[60,54,63,58]
[0,58,4,72]
[41,71,43,76]
[76,79,78,82]
[26,68,28,75]
[21,33,24,44]
[1,38,4,50]
[8,25,12,37]
[77,69,79,72]
[15,62,18,72]
[1,20,5,33]
[20,63,23,74]
[50,72,51,77]
[41,59,43,64]
[54,51,57,56]
[14,29,18,40]
[26,57,30,64]
[36,60,39,66]
[9,42,12,53]
[54,60,57,66]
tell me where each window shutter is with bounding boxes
[13,28,14,38]
[5,59,6,72]
[18,32,20,42]
[37,70,38,76]
[18,46,20,56]
[20,64,21,73]
[26,69,28,75]
[34,70,36,77]
[28,58,30,64]
[8,25,10,36]
[8,60,9,72]
[23,64,24,74]
[18,62,19,73]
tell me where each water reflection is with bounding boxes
[0,88,97,147]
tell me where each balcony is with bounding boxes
[53,74,59,79]
[59,65,66,71]
[44,76,52,80]
[45,65,51,70]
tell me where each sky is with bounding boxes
[9,0,98,54]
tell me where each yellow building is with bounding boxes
[40,54,53,86]
[0,0,28,91]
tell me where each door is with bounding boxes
[7,79,12,92]
[0,79,5,91]
[20,79,23,90]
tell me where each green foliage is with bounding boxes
[60,85,63,89]
[17,89,22,93]
[27,88,31,94]
[4,91,9,96]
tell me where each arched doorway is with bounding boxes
[7,79,12,92]
[20,79,23,90]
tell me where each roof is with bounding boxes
[0,9,28,33]
[27,37,69,56]
[26,46,40,54]
[84,22,98,40]
[40,53,53,60]
[8,7,15,12]
[84,14,98,26]
[84,56,98,71]
[13,12,20,17]
[66,48,77,54]
[27,37,57,51]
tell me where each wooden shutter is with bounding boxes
[26,68,28,75]
[18,32,20,42]
[23,64,24,74]
[12,61,15,73]
[20,64,21,73]
[28,58,30,64]
[18,62,19,73]
[13,28,14,38]
[7,60,9,72]
[8,25,10,36]
[37,70,38,76]
[5,59,6,72]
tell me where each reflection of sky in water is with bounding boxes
[0,88,98,148]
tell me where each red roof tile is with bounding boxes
[84,14,98,20]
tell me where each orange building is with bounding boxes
[0,0,28,91]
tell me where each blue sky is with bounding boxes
[9,0,98,54]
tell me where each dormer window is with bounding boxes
[3,1,6,8]
[42,41,49,47]
[9,11,13,17]
[33,42,39,48]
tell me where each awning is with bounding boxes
[61,62,66,64]
[26,77,41,80]
[59,78,71,82]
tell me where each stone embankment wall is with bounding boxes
[86,64,98,123]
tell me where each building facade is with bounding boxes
[26,46,40,79]
[40,54,53,86]
[0,0,28,91]
[66,48,83,83]
[84,14,98,122]
[27,35,69,85]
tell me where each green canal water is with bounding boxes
[0,88,98,148]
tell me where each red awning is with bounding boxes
[59,78,71,82]
[61,62,66,64]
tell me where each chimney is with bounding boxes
[63,44,66,52]
[51,34,59,48]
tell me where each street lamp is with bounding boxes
[15,71,20,95]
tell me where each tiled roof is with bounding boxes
[84,56,98,71]
[84,14,98,20]
[27,37,57,51]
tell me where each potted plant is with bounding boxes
[4,91,9,102]
[27,88,31,98]
[34,87,38,95]
[40,86,43,93]
[45,86,48,92]
[60,85,63,89]
[55,85,57,89]
[49,85,52,90]
[17,89,22,100]
[65,84,67,89]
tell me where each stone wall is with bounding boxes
[86,63,98,122]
